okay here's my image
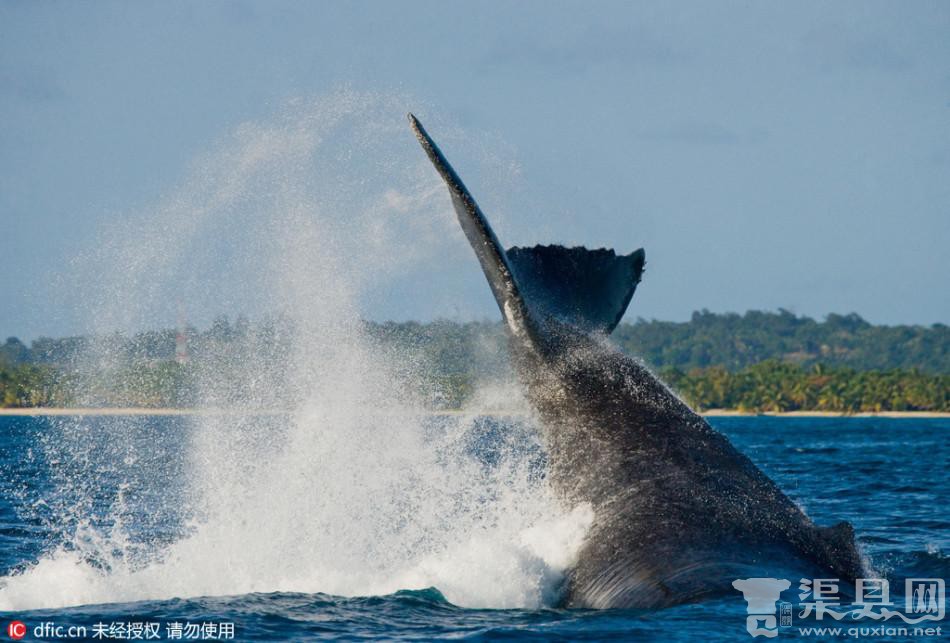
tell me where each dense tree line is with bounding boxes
[5,310,946,373]
[2,358,945,412]
[660,361,948,413]
[0,363,66,407]
[0,311,946,411]
[613,310,948,373]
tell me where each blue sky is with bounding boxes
[2,1,948,339]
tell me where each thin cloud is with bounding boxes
[481,24,690,74]
[639,122,765,146]
[841,35,912,71]
[802,28,913,73]
[0,66,65,103]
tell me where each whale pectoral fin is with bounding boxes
[409,113,646,341]
[506,245,645,334]
[409,114,645,343]
[408,114,536,342]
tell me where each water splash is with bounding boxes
[0,90,590,611]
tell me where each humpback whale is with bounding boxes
[408,114,864,609]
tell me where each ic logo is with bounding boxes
[7,621,26,640]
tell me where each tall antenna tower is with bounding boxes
[175,301,189,364]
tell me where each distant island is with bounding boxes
[1,310,947,413]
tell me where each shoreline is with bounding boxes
[700,409,950,419]
[0,407,947,418]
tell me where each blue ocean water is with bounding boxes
[0,415,947,641]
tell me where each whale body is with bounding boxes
[408,114,864,608]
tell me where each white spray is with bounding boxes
[0,91,592,612]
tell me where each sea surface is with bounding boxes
[0,415,947,641]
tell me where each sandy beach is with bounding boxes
[0,407,947,418]
[700,409,950,419]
